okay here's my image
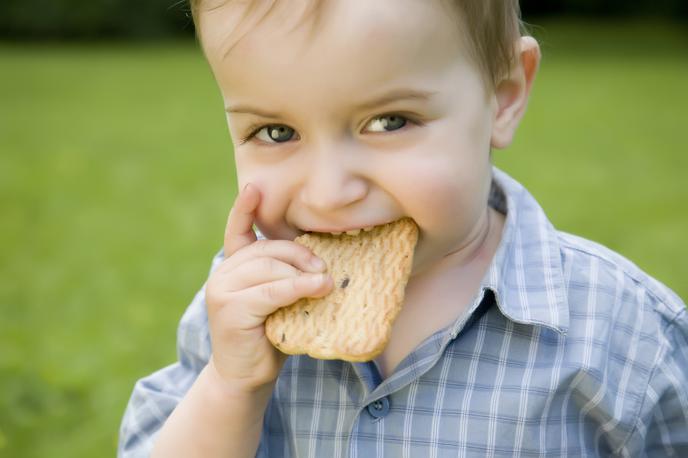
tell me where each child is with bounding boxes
[119,0,688,456]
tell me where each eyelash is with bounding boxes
[237,113,422,146]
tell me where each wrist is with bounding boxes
[203,359,275,403]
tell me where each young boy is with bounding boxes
[119,0,688,456]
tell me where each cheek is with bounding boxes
[408,171,476,221]
[390,159,490,235]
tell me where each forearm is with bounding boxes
[151,362,272,458]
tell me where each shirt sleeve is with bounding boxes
[623,308,688,456]
[117,249,225,458]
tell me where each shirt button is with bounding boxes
[367,397,390,418]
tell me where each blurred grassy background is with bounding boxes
[0,18,686,458]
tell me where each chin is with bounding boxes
[409,244,433,277]
[408,235,459,277]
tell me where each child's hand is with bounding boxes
[205,184,333,394]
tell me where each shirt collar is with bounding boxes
[478,167,569,335]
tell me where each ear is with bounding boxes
[490,36,541,149]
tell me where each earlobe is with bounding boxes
[490,36,541,149]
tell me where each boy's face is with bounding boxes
[200,0,501,274]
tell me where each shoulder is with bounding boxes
[491,167,685,333]
[492,168,688,448]
[551,231,688,451]
[554,229,687,404]
[556,230,685,329]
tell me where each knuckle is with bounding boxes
[262,282,279,303]
[290,276,303,295]
[215,257,235,274]
[205,286,222,310]
[205,290,216,308]
[205,277,237,312]
[261,256,277,275]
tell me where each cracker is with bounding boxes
[265,218,418,362]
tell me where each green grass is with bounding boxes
[1,19,686,457]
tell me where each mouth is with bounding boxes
[300,221,394,237]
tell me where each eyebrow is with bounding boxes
[225,88,437,118]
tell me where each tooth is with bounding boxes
[331,231,342,236]
[346,229,361,236]
[363,226,373,232]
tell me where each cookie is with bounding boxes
[265,218,418,362]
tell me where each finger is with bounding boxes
[222,257,300,290]
[234,273,333,318]
[224,183,260,258]
[219,239,327,275]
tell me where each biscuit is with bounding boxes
[265,218,418,362]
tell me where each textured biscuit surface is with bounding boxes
[265,218,418,362]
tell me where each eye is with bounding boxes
[365,114,407,133]
[253,125,296,143]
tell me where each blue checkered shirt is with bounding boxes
[119,168,688,457]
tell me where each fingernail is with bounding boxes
[310,257,326,272]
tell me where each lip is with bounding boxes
[300,219,397,236]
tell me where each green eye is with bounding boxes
[367,115,407,133]
[256,125,295,143]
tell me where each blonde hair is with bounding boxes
[189,0,525,90]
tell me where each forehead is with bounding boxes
[201,0,468,103]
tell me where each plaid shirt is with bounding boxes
[119,168,688,457]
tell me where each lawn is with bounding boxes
[1,18,686,457]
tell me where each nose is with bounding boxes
[299,154,369,212]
